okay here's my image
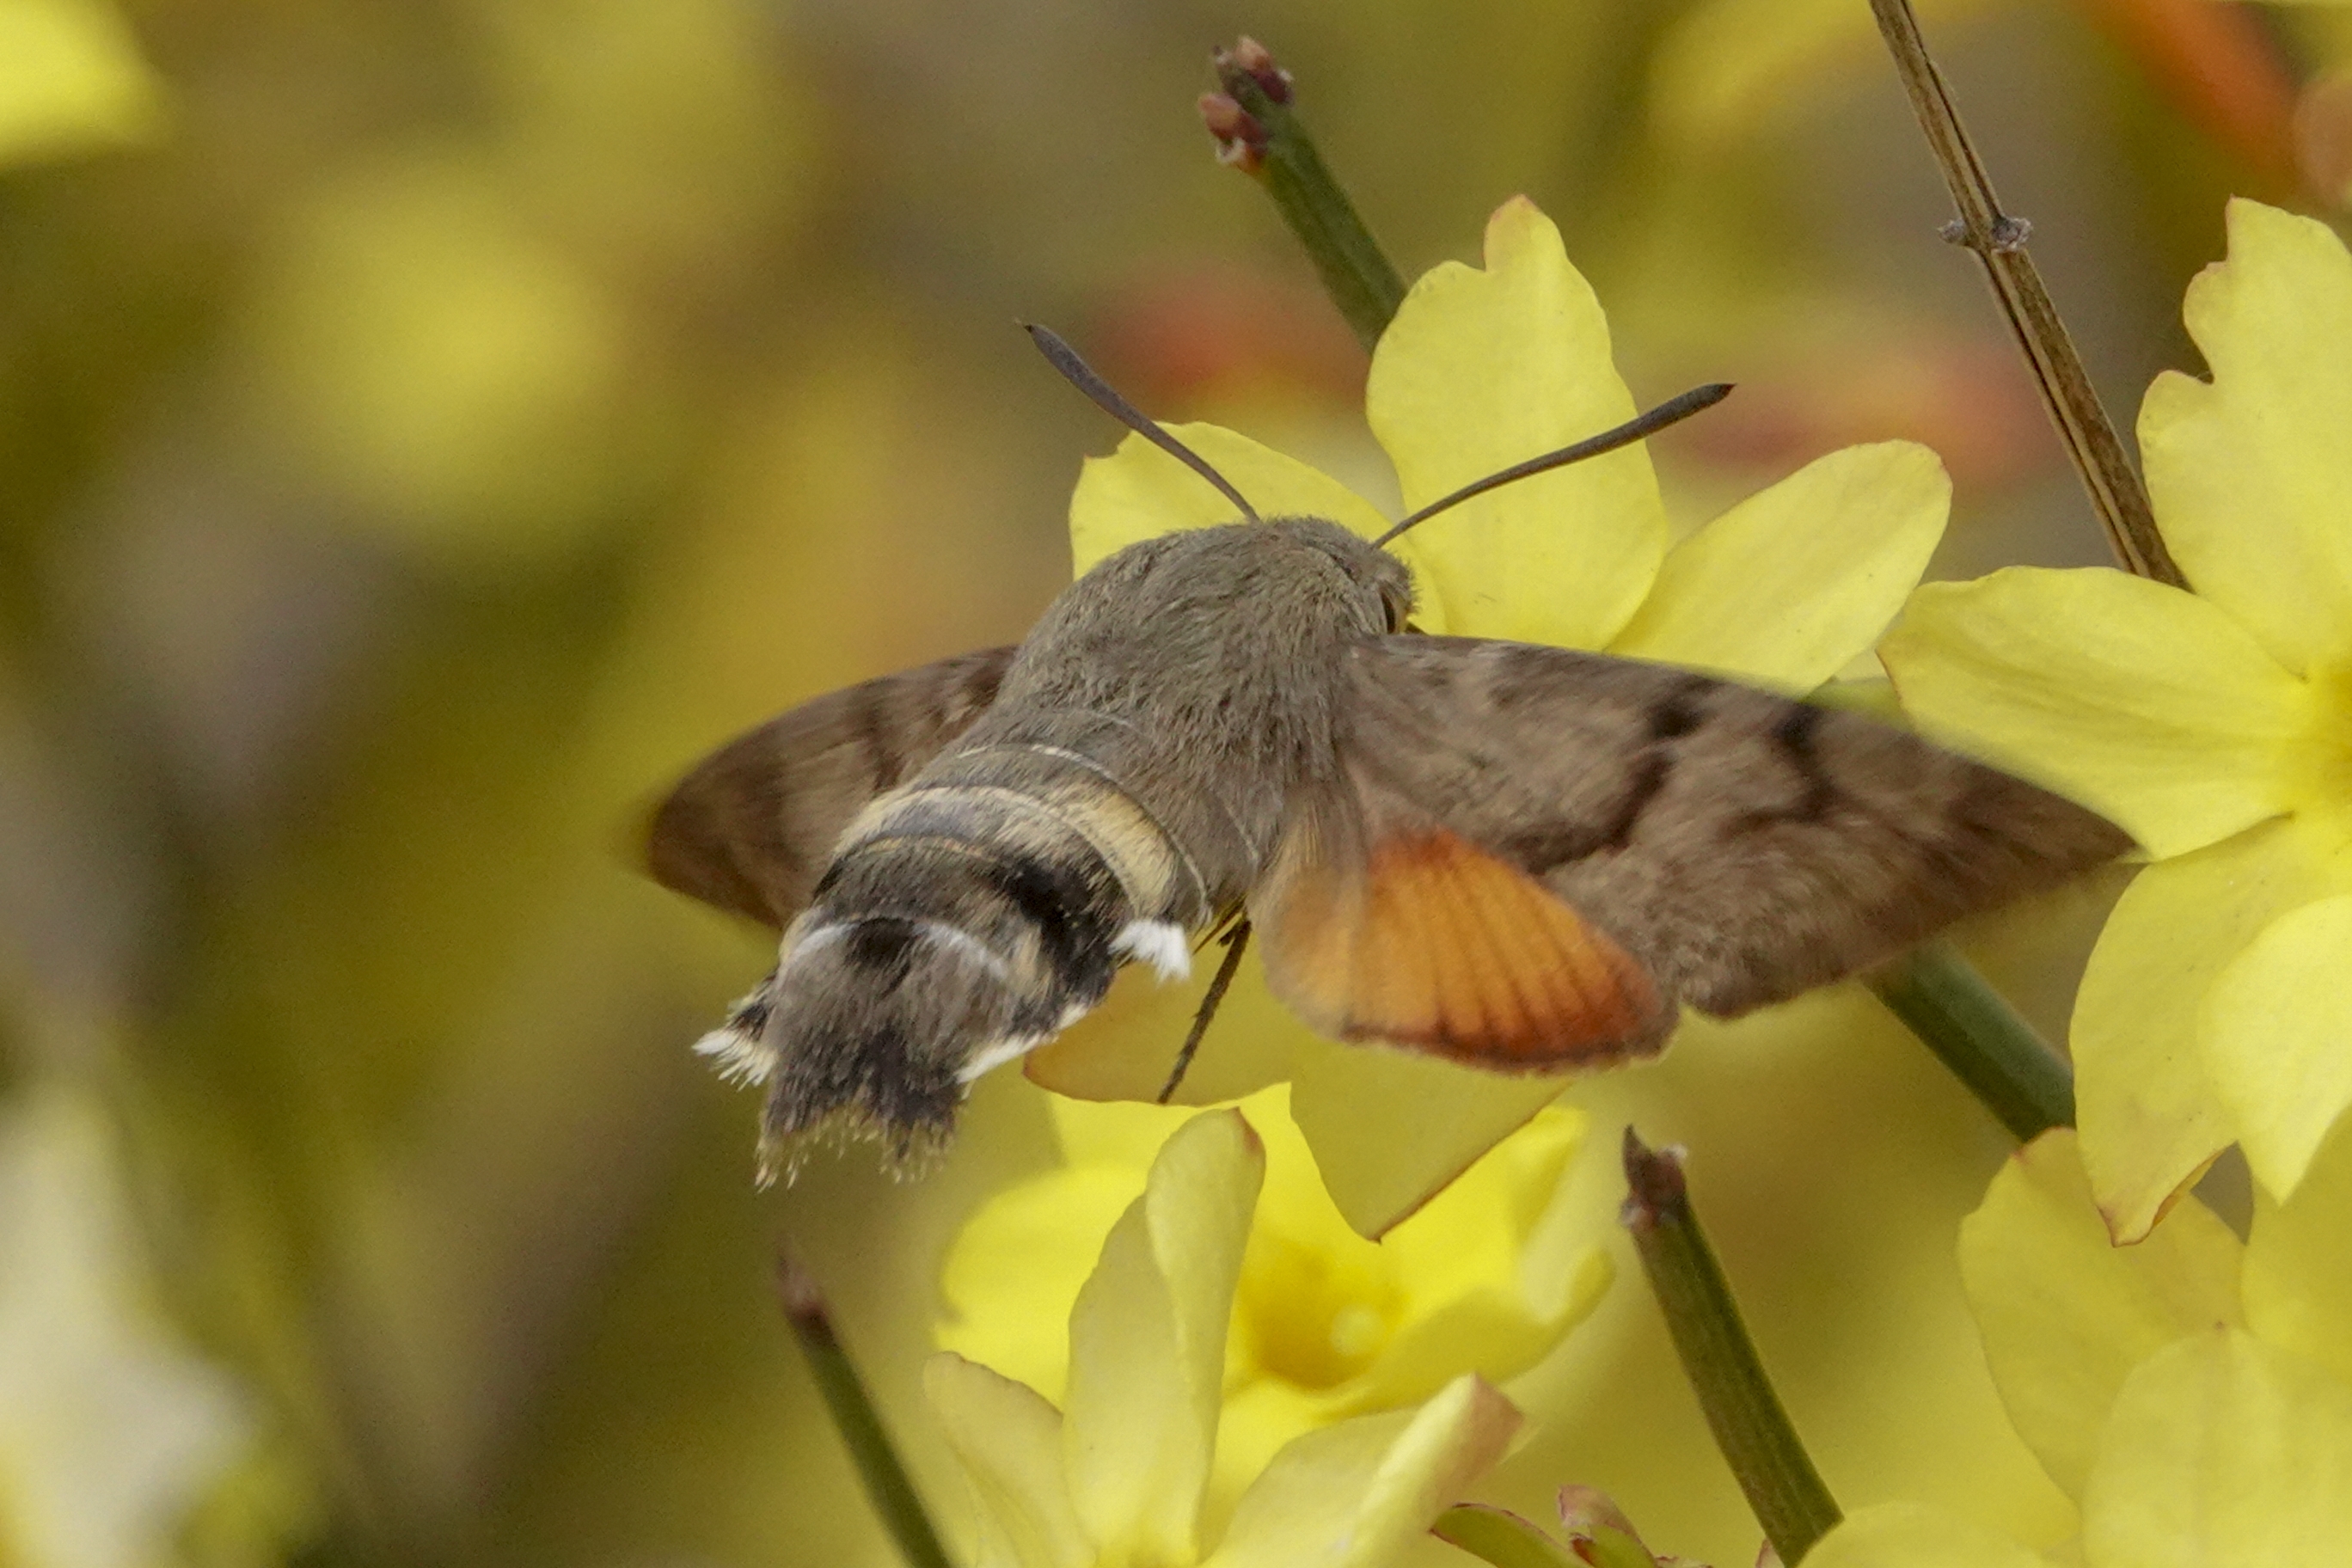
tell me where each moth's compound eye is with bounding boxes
[1380,585,1410,633]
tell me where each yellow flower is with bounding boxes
[1026,195,1952,1237]
[938,1087,1606,1504]
[1880,198,2352,1240]
[1804,1124,2352,1567]
[924,1108,1521,1568]
[0,1081,252,1568]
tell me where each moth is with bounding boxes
[646,329,2128,1173]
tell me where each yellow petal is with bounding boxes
[1047,1093,1196,1168]
[1288,1036,1574,1239]
[1356,1107,1610,1406]
[1063,1109,1262,1562]
[1066,423,1418,613]
[922,1354,1091,1568]
[1026,950,1308,1107]
[1957,1130,2244,1496]
[2073,818,2347,1241]
[1803,1501,2054,1568]
[1345,1271,1609,1417]
[1609,442,1949,691]
[2079,1330,2352,1568]
[936,1166,1145,1402]
[1209,1378,1332,1517]
[1381,1106,1584,1308]
[2140,199,2352,677]
[942,1088,1333,1428]
[1364,198,1664,648]
[1882,567,2308,860]
[2244,1122,2352,1388]
[1243,1082,1357,1239]
[2202,893,2352,1199]
[1203,1375,1520,1568]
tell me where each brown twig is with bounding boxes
[1867,0,2186,588]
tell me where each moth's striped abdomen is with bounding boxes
[699,744,1205,1170]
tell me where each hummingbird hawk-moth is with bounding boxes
[644,330,2128,1172]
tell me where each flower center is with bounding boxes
[1234,1229,1404,1391]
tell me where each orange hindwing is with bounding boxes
[1256,826,1669,1069]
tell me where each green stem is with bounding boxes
[1867,941,2075,1140]
[777,1253,954,1568]
[1207,39,1406,349]
[1865,0,2185,589]
[1621,1130,1841,1565]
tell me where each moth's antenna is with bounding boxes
[1157,919,1250,1105]
[1372,382,1733,548]
[1025,323,1264,525]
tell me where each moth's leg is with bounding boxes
[1156,921,1253,1105]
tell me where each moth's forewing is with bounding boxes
[1249,635,2130,1069]
[646,647,1015,927]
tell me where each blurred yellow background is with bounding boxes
[3,2,2347,1565]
